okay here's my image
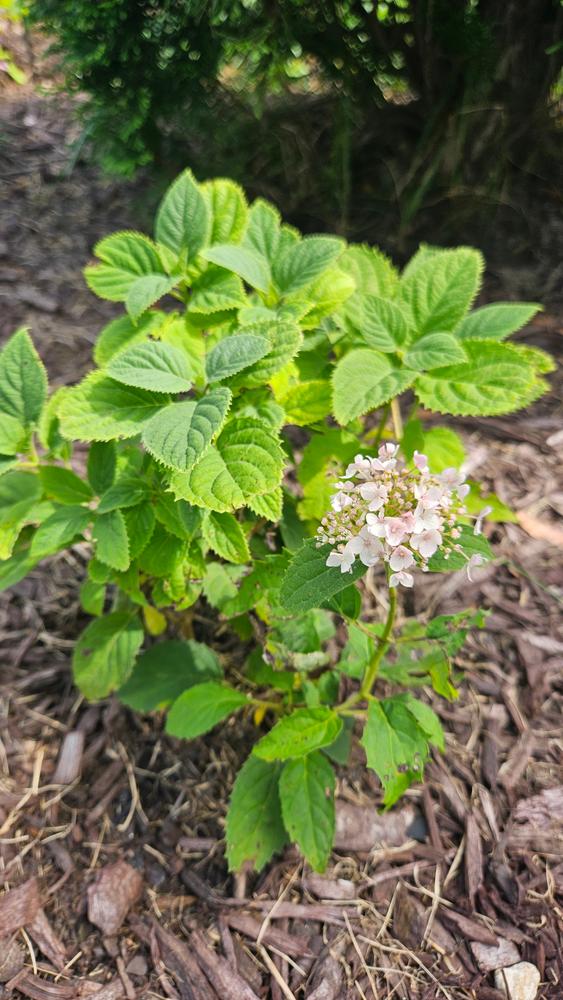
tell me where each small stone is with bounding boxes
[126,954,148,977]
[494,962,541,1000]
[470,938,520,972]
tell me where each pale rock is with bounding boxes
[470,938,520,972]
[494,961,541,1000]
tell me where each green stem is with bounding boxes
[366,403,390,448]
[359,586,397,698]
[390,397,403,440]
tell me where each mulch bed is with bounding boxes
[1,61,563,1000]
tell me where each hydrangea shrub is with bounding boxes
[0,170,554,872]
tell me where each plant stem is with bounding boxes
[359,586,397,698]
[390,397,403,440]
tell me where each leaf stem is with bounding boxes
[390,397,403,440]
[337,584,398,713]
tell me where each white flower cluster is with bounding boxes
[317,444,486,587]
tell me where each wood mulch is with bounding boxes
[1,58,563,1000]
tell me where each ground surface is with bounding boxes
[1,60,563,1000]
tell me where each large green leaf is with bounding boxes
[125,274,177,321]
[87,442,117,495]
[201,244,271,293]
[106,341,193,393]
[97,476,148,513]
[227,322,303,389]
[39,466,93,505]
[0,549,39,593]
[118,639,222,711]
[414,340,544,416]
[0,329,47,425]
[169,446,245,513]
[154,169,210,260]
[226,755,286,872]
[216,416,285,498]
[59,373,167,442]
[456,302,542,341]
[279,752,335,872]
[30,504,91,559]
[280,380,332,426]
[189,266,246,316]
[332,348,416,424]
[202,178,248,244]
[142,387,231,472]
[398,247,483,336]
[360,698,423,806]
[344,294,409,351]
[0,414,26,455]
[84,232,166,301]
[273,236,343,295]
[166,682,248,738]
[202,511,250,564]
[92,510,130,571]
[73,612,144,699]
[243,198,282,262]
[280,539,366,613]
[94,313,160,366]
[404,332,467,370]
[338,244,399,298]
[205,334,270,382]
[125,501,156,559]
[254,707,342,761]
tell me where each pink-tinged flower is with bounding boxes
[359,481,387,511]
[383,516,408,547]
[365,513,386,537]
[348,526,383,567]
[413,450,428,471]
[473,505,492,536]
[400,511,416,533]
[390,570,414,588]
[326,542,356,573]
[439,467,464,490]
[344,454,373,480]
[414,483,443,507]
[411,528,441,559]
[412,503,441,533]
[466,552,484,580]
[457,483,470,500]
[379,442,399,460]
[389,545,415,571]
[331,490,353,512]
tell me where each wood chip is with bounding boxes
[304,874,357,900]
[465,814,484,907]
[440,907,498,946]
[224,912,314,959]
[153,923,216,1000]
[52,730,84,784]
[334,801,422,851]
[0,877,39,934]
[190,928,261,1000]
[87,861,143,935]
[513,786,563,828]
[27,907,67,970]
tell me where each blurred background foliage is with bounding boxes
[8,0,563,256]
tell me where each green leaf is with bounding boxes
[118,639,222,711]
[246,486,283,521]
[203,511,250,564]
[137,525,186,576]
[464,483,516,523]
[215,417,285,498]
[97,476,148,513]
[94,313,160,366]
[344,295,409,351]
[84,232,165,301]
[92,510,130,571]
[254,707,342,761]
[414,340,542,416]
[280,381,332,426]
[279,752,335,872]
[338,622,373,679]
[226,755,286,872]
[399,248,483,336]
[80,578,106,616]
[189,266,246,316]
[154,494,202,540]
[228,322,303,389]
[87,441,117,494]
[154,169,210,260]
[59,373,167,442]
[293,266,355,328]
[0,413,26,454]
[421,427,465,473]
[427,524,493,572]
[273,236,343,295]
[280,539,365,613]
[142,387,231,472]
[404,333,467,370]
[73,612,143,699]
[0,549,39,592]
[202,178,248,244]
[201,244,271,293]
[332,349,416,424]
[39,466,93,505]
[0,329,47,425]
[169,446,245,513]
[30,504,91,559]
[206,334,270,382]
[106,341,192,393]
[456,302,542,341]
[402,694,444,752]
[338,244,398,298]
[125,274,177,321]
[125,501,156,558]
[244,198,282,262]
[360,699,422,806]
[166,682,248,739]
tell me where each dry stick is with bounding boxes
[344,910,378,998]
[258,946,297,1000]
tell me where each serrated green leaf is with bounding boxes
[293,266,355,328]
[94,313,160,366]
[226,755,286,872]
[404,332,467,370]
[137,525,186,576]
[142,387,231,472]
[332,349,416,424]
[457,302,542,341]
[80,578,106,616]
[154,169,210,259]
[227,322,303,389]
[39,466,93,505]
[402,694,444,751]
[154,493,201,540]
[344,294,409,351]
[97,476,147,513]
[427,524,493,572]
[254,707,341,761]
[216,416,285,498]
[166,682,248,738]
[203,510,250,564]
[206,334,270,382]
[0,549,38,592]
[125,274,177,321]
[118,639,222,711]
[280,380,332,426]
[0,413,26,454]
[92,509,130,571]
[243,198,282,262]
[273,236,343,295]
[87,441,117,494]
[280,539,365,613]
[189,266,246,316]
[0,329,47,426]
[246,486,283,521]
[169,446,245,513]
[73,612,143,699]
[421,427,465,472]
[30,504,91,559]
[59,374,167,442]
[398,247,483,336]
[279,752,335,872]
[360,698,425,806]
[124,501,156,558]
[414,340,542,416]
[85,232,165,301]
[338,244,399,298]
[202,178,248,244]
[106,341,192,393]
[201,243,271,294]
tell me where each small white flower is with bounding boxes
[389,545,415,571]
[365,512,387,537]
[331,490,353,512]
[390,570,414,588]
[439,467,464,490]
[349,526,383,567]
[412,503,441,533]
[359,481,387,511]
[413,450,428,471]
[473,505,492,536]
[344,454,373,480]
[466,552,484,580]
[326,544,356,573]
[457,483,470,500]
[411,528,442,559]
[383,516,408,547]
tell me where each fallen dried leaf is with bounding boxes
[87,861,143,935]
